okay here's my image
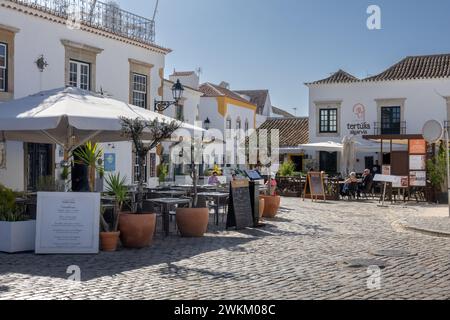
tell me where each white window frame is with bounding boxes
[69,60,90,90]
[0,43,7,92]
[132,73,147,108]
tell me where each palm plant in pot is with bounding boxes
[73,142,104,192]
[176,137,215,237]
[119,117,180,248]
[99,173,128,252]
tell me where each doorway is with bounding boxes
[319,151,338,174]
[290,155,303,172]
[26,143,53,191]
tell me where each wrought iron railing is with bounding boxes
[373,121,407,135]
[8,0,155,44]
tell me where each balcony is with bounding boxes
[373,121,407,135]
[8,0,155,44]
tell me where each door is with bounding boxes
[290,155,303,172]
[391,151,409,176]
[365,156,374,171]
[381,107,401,134]
[26,143,53,191]
[319,151,338,174]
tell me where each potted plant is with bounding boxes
[73,142,104,192]
[0,184,36,253]
[119,117,180,248]
[427,142,448,204]
[176,137,214,237]
[99,173,128,252]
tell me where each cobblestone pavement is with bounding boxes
[1,198,450,300]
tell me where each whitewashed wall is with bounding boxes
[308,78,450,173]
[0,6,166,190]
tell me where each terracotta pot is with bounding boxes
[259,195,281,218]
[100,231,120,252]
[119,213,156,248]
[176,208,209,237]
[259,198,265,219]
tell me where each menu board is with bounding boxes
[35,192,100,254]
[227,180,254,230]
[392,176,409,188]
[410,171,427,187]
[409,139,427,154]
[409,155,426,170]
[382,165,391,176]
[303,172,326,201]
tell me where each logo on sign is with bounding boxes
[347,103,371,135]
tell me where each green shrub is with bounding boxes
[0,184,27,222]
[427,142,448,192]
[279,161,296,177]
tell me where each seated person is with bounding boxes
[341,172,358,197]
[208,172,221,185]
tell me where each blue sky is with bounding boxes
[117,0,450,116]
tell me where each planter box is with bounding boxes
[0,220,36,253]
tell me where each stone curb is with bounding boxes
[399,221,450,238]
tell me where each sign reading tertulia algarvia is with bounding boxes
[347,122,371,135]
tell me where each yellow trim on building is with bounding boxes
[216,96,257,127]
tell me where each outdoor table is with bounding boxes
[197,192,229,226]
[146,198,192,236]
[153,190,187,198]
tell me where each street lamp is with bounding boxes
[204,118,211,131]
[154,79,184,112]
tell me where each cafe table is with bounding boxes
[152,190,187,198]
[197,192,230,226]
[145,197,192,236]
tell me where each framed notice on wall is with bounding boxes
[35,192,101,254]
[409,155,426,171]
[410,171,427,187]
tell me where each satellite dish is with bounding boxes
[422,120,443,143]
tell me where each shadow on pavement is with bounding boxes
[0,235,254,282]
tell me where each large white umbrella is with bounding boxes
[341,135,357,175]
[0,87,201,156]
[298,141,343,152]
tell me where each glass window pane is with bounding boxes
[0,69,5,91]
[0,44,6,67]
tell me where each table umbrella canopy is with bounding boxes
[0,87,201,150]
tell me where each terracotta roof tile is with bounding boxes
[365,54,450,82]
[257,118,309,147]
[199,83,256,105]
[234,90,269,114]
[307,69,359,85]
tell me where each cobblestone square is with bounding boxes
[1,198,450,300]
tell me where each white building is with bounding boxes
[0,0,171,191]
[306,54,450,175]
[198,82,257,169]
[162,71,203,181]
[234,90,272,128]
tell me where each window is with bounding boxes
[381,106,401,134]
[133,153,148,183]
[0,43,7,92]
[69,60,90,90]
[319,109,338,133]
[319,151,338,173]
[236,119,241,137]
[149,153,157,178]
[132,73,147,108]
[245,120,249,135]
[226,118,232,139]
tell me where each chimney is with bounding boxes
[219,81,230,89]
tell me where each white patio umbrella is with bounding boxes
[298,141,343,152]
[0,87,202,158]
[341,135,357,176]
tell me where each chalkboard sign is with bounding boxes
[227,180,254,230]
[303,172,326,201]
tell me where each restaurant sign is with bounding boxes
[347,104,371,135]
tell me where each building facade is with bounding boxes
[306,54,450,174]
[198,82,257,169]
[0,0,170,191]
